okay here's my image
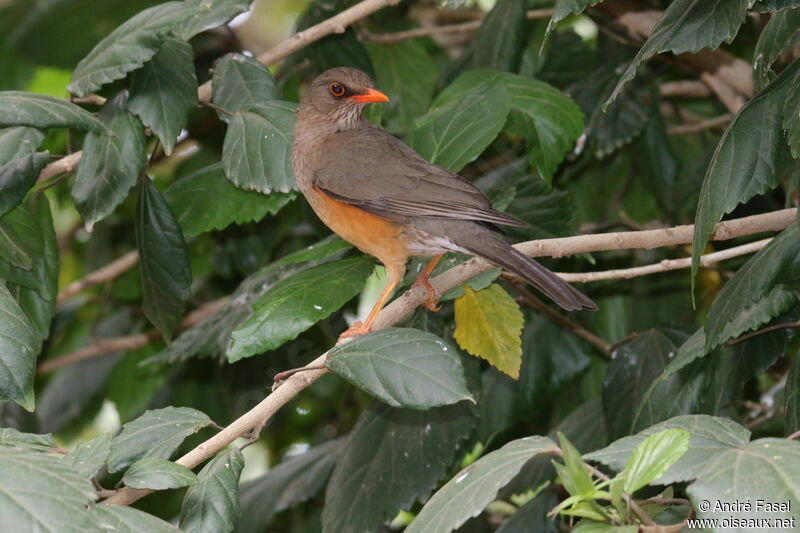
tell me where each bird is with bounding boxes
[292,67,597,340]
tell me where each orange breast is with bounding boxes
[308,186,409,269]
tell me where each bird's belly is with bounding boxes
[307,186,409,267]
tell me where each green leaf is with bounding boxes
[107,406,212,473]
[572,523,637,533]
[67,1,189,97]
[660,328,706,378]
[586,415,750,485]
[323,402,475,533]
[212,53,280,113]
[687,439,800,523]
[555,433,596,497]
[0,202,39,271]
[472,0,527,72]
[123,457,197,490]
[500,73,584,184]
[238,440,342,533]
[410,69,512,172]
[0,127,44,165]
[705,225,800,350]
[106,346,169,423]
[222,101,297,193]
[0,91,105,131]
[496,490,560,533]
[227,256,372,361]
[129,38,198,155]
[454,284,525,379]
[66,434,112,479]
[135,177,193,341]
[545,0,604,40]
[603,329,689,439]
[405,437,559,533]
[365,40,439,133]
[0,447,97,531]
[784,63,800,158]
[91,505,183,533]
[173,0,251,41]
[179,449,245,533]
[0,427,57,452]
[165,163,295,236]
[753,0,800,12]
[72,92,147,228]
[606,0,749,106]
[621,429,689,493]
[753,8,800,90]
[786,349,800,436]
[325,328,475,409]
[691,59,800,285]
[0,152,49,218]
[0,284,38,410]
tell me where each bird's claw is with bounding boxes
[412,277,441,312]
[338,321,372,341]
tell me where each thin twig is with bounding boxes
[700,71,746,114]
[788,429,800,440]
[511,283,612,356]
[667,114,733,135]
[37,297,229,374]
[583,463,656,526]
[57,251,140,303]
[98,209,797,508]
[724,320,800,347]
[660,80,712,99]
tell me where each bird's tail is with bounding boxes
[452,224,597,311]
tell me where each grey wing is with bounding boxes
[312,125,526,227]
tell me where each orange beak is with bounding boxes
[349,88,390,103]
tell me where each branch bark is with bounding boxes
[100,207,796,507]
[57,251,140,303]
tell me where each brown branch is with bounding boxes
[37,297,228,374]
[700,72,746,114]
[97,208,797,508]
[667,113,733,135]
[788,429,800,440]
[512,283,612,355]
[57,251,140,303]
[361,8,554,43]
[36,152,82,184]
[660,80,712,99]
[724,320,800,347]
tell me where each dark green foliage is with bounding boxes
[1,1,799,532]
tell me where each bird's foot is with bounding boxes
[411,277,442,312]
[338,321,372,341]
[271,364,327,391]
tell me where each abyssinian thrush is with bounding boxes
[292,67,596,339]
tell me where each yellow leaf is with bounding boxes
[453,284,524,378]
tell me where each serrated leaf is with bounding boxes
[753,0,800,12]
[72,92,146,228]
[603,329,688,439]
[0,91,105,131]
[123,457,197,490]
[0,127,44,165]
[0,152,49,218]
[0,428,57,452]
[786,349,800,436]
[129,38,197,155]
[405,437,559,533]
[238,440,342,533]
[212,53,280,113]
[179,449,245,533]
[691,60,800,286]
[227,256,372,361]
[606,0,749,106]
[705,225,800,350]
[173,0,251,40]
[66,434,112,479]
[165,163,295,236]
[135,177,192,341]
[91,505,182,533]
[556,433,596,497]
[323,402,475,533]
[409,69,512,172]
[222,101,297,193]
[454,284,524,379]
[67,1,190,97]
[784,65,800,158]
[621,429,689,493]
[365,40,439,133]
[107,406,212,473]
[661,328,706,378]
[0,447,97,531]
[326,327,474,409]
[687,439,800,524]
[586,415,750,485]
[472,0,527,72]
[545,0,604,40]
[500,72,584,184]
[0,284,38,410]
[0,202,40,271]
[753,8,800,90]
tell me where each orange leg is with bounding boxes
[339,264,405,340]
[411,254,443,312]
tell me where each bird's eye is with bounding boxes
[329,83,345,97]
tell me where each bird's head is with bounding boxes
[299,67,389,129]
